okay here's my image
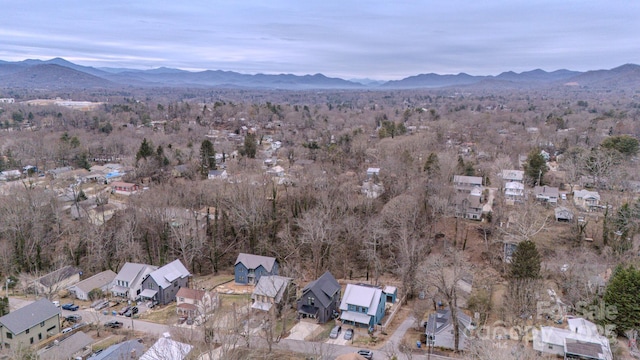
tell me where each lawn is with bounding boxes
[139,303,177,324]
[219,293,252,312]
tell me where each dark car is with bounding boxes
[329,325,342,339]
[124,306,139,317]
[118,306,131,315]
[65,314,82,323]
[344,328,354,340]
[357,350,373,360]
[104,320,123,328]
[61,303,79,311]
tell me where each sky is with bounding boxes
[0,1,638,80]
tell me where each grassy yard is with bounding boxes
[91,335,125,351]
[219,293,251,312]
[139,303,177,324]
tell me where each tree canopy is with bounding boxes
[200,139,216,174]
[601,135,639,156]
[523,148,547,186]
[509,240,541,280]
[603,265,640,334]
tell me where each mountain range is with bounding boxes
[0,58,638,91]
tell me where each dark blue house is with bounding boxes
[234,253,279,285]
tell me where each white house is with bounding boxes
[111,262,158,301]
[68,270,117,300]
[532,318,612,360]
[504,181,525,202]
[140,334,192,360]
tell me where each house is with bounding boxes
[453,175,483,193]
[87,339,145,360]
[297,271,341,323]
[454,187,483,220]
[110,181,139,194]
[0,298,61,349]
[111,262,158,301]
[361,180,385,199]
[251,275,295,313]
[501,169,524,184]
[366,167,380,180]
[176,288,219,320]
[48,166,74,179]
[35,265,82,296]
[573,190,601,211]
[67,270,117,301]
[234,253,279,285]
[0,170,21,181]
[38,331,93,360]
[339,284,386,328]
[535,186,559,205]
[555,206,574,222]
[504,181,525,202]
[425,307,473,351]
[140,334,193,360]
[207,169,228,180]
[140,259,191,305]
[532,318,612,360]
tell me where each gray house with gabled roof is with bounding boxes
[140,259,191,305]
[297,271,341,323]
[0,298,60,350]
[425,307,473,351]
[234,253,279,285]
[87,339,145,360]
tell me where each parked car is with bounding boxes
[124,306,139,317]
[52,300,60,307]
[61,327,73,334]
[104,320,123,329]
[329,325,342,339]
[357,349,373,360]
[61,303,79,311]
[72,322,86,330]
[65,314,82,323]
[344,328,354,340]
[118,306,131,315]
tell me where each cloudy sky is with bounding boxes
[0,1,637,80]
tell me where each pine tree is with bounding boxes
[603,265,640,334]
[243,133,257,158]
[136,138,154,162]
[524,148,547,186]
[509,240,541,280]
[200,140,216,174]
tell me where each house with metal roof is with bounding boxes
[234,253,279,285]
[111,262,158,301]
[424,307,473,351]
[87,339,145,360]
[532,317,612,360]
[297,271,341,323]
[140,333,192,360]
[68,270,117,301]
[251,275,295,313]
[339,284,386,328]
[0,298,60,350]
[140,259,191,305]
[35,265,82,297]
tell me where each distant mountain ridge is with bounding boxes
[0,58,638,90]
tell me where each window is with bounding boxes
[548,345,553,350]
[40,321,45,327]
[6,332,12,339]
[46,326,56,332]
[25,329,29,334]
[179,297,185,302]
[30,337,33,344]
[38,333,42,340]
[173,281,178,287]
[149,282,155,289]
[4,343,9,349]
[308,297,315,306]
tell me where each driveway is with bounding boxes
[287,320,321,340]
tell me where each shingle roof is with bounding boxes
[71,270,117,293]
[0,298,60,334]
[301,271,340,308]
[37,265,82,287]
[252,275,292,303]
[148,259,191,289]
[114,262,157,283]
[176,287,206,301]
[39,331,93,360]
[425,307,472,336]
[88,339,145,360]
[235,253,277,272]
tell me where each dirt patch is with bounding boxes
[215,281,255,295]
[139,303,177,324]
[191,273,235,291]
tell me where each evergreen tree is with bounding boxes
[509,240,541,280]
[603,265,640,334]
[243,133,257,158]
[200,140,216,174]
[524,148,547,186]
[423,152,440,175]
[136,138,154,162]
